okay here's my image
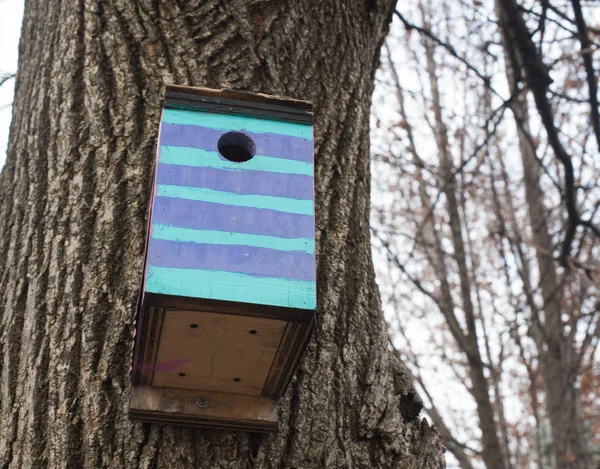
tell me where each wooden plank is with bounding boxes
[129,385,278,432]
[165,84,313,108]
[131,305,165,385]
[151,310,286,396]
[262,322,299,397]
[163,100,312,124]
[162,98,313,124]
[143,292,314,323]
[163,85,313,124]
[262,319,315,398]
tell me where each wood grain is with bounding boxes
[164,85,313,124]
[262,318,315,398]
[129,385,278,432]
[152,310,286,395]
[131,305,165,385]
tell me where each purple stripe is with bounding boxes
[159,123,313,163]
[155,164,313,200]
[147,239,316,281]
[152,197,315,239]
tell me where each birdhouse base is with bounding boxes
[129,385,278,432]
[130,299,314,431]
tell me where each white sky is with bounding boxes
[0,0,24,170]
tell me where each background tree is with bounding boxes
[0,1,446,468]
[372,0,600,468]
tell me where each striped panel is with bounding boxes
[148,239,315,281]
[152,197,314,239]
[162,109,312,140]
[155,163,312,200]
[159,146,313,176]
[159,123,313,162]
[156,185,313,216]
[152,224,315,254]
[145,108,316,310]
[146,266,317,310]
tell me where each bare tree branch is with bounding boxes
[0,73,15,88]
[570,0,600,152]
[393,9,493,87]
[497,0,591,266]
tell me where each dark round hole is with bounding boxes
[249,330,258,335]
[218,132,256,162]
[190,324,199,329]
[179,373,186,377]
[233,378,241,382]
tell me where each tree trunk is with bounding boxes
[496,3,592,466]
[421,27,507,469]
[0,1,445,468]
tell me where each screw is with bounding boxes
[196,397,209,408]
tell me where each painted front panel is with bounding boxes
[144,109,316,310]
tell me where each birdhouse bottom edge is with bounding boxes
[129,295,315,432]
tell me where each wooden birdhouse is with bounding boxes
[130,85,316,432]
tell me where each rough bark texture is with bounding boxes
[0,1,445,468]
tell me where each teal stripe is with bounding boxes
[145,265,316,309]
[152,223,315,254]
[162,109,312,140]
[157,184,314,216]
[160,146,313,176]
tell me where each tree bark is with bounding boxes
[0,1,445,468]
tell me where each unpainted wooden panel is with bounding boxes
[152,310,286,396]
[129,384,278,432]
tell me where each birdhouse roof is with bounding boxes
[163,85,313,124]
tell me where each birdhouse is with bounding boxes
[130,85,316,432]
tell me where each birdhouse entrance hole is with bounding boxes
[218,131,256,162]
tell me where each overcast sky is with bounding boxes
[0,0,24,170]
